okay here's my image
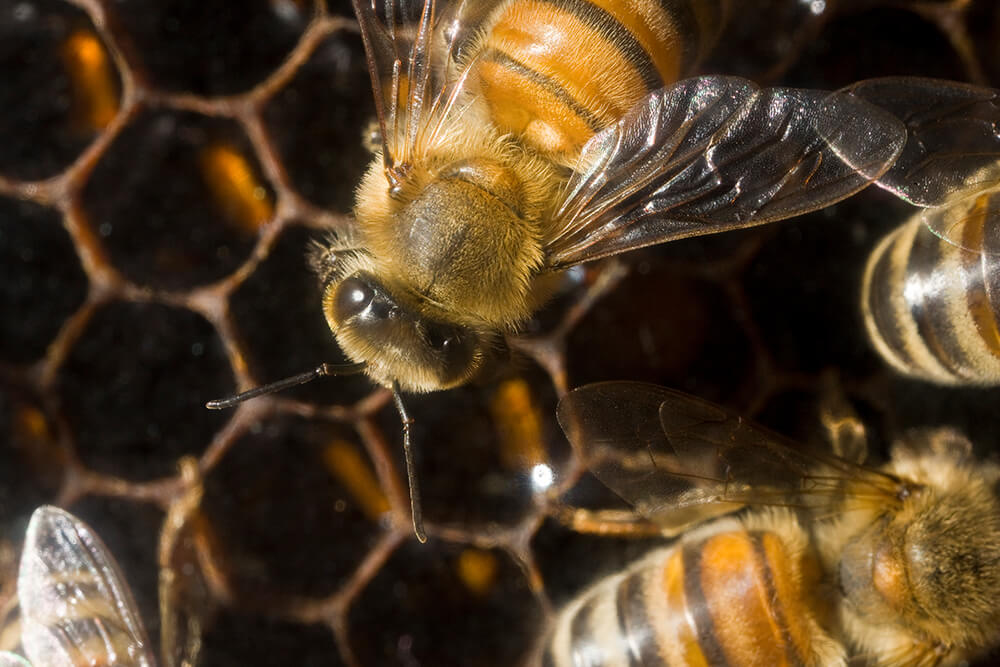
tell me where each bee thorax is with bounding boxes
[384,176,544,327]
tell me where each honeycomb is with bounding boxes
[1,0,999,664]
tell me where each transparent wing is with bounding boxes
[352,0,492,180]
[544,76,906,268]
[844,77,1000,252]
[0,653,30,667]
[18,506,156,667]
[915,181,1000,256]
[556,382,904,529]
[842,77,1000,208]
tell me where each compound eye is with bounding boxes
[334,277,374,321]
[422,322,477,383]
[424,323,456,353]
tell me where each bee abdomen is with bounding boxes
[862,193,1000,385]
[544,529,823,666]
[474,0,726,158]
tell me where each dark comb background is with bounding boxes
[1,0,999,664]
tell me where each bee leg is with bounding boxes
[392,383,427,543]
[554,506,663,538]
[818,373,868,465]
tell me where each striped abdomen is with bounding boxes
[472,0,727,159]
[543,525,832,666]
[862,188,1000,385]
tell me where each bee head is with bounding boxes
[866,441,1000,653]
[895,481,1000,649]
[320,269,492,393]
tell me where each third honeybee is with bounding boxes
[845,79,1000,387]
[544,382,1000,666]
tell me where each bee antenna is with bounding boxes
[392,382,427,543]
[205,362,367,409]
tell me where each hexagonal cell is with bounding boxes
[782,7,965,86]
[349,541,542,666]
[744,199,894,377]
[80,109,271,290]
[566,250,754,403]
[518,264,590,337]
[0,0,121,181]
[377,366,567,531]
[55,301,232,480]
[752,386,836,446]
[0,196,88,364]
[704,0,829,80]
[64,496,163,648]
[229,224,373,405]
[0,386,64,532]
[261,30,374,213]
[106,0,308,95]
[200,415,384,600]
[200,611,345,666]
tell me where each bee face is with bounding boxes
[321,270,489,392]
[835,467,1000,648]
[904,492,1000,623]
[881,455,1000,645]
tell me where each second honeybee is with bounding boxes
[544,382,1000,666]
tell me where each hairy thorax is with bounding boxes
[383,168,541,327]
[354,131,564,329]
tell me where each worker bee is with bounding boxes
[544,382,1000,666]
[0,506,155,667]
[861,186,1000,385]
[317,0,904,396]
[209,0,909,540]
[841,78,1000,385]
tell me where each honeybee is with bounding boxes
[840,78,1000,385]
[318,0,904,396]
[544,382,1000,666]
[0,506,155,667]
[209,0,910,540]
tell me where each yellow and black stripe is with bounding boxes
[544,528,822,666]
[472,0,727,158]
[862,189,1000,385]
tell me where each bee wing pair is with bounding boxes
[544,79,904,266]
[355,0,912,265]
[844,77,1000,253]
[0,507,155,667]
[557,382,904,534]
[352,0,493,174]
